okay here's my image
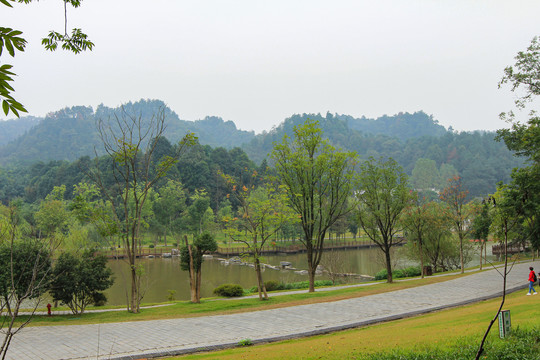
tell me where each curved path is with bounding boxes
[6,261,539,360]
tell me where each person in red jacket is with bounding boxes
[527,267,537,295]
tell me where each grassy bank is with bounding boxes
[170,290,540,359]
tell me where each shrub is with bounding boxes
[375,266,422,280]
[149,244,155,249]
[248,280,334,293]
[92,292,107,307]
[213,284,244,297]
[263,280,282,291]
[238,339,253,346]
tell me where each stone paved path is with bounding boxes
[5,261,539,360]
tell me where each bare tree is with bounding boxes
[475,191,519,360]
[87,107,195,313]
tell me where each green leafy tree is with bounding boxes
[410,158,439,190]
[401,194,432,278]
[180,232,217,303]
[152,180,186,247]
[470,200,492,270]
[271,119,357,292]
[222,173,297,300]
[439,176,478,274]
[50,249,113,314]
[1,0,93,117]
[184,190,213,235]
[356,157,412,283]
[0,202,52,358]
[476,36,540,360]
[34,185,69,242]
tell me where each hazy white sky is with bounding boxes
[3,1,539,133]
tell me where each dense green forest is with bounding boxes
[0,99,524,202]
[0,100,256,164]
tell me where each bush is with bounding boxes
[375,266,422,280]
[263,280,282,291]
[213,284,244,297]
[92,292,107,307]
[149,244,155,249]
[248,280,334,293]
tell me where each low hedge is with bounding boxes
[248,280,334,293]
[374,266,422,280]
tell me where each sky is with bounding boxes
[2,1,540,134]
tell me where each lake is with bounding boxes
[103,244,495,305]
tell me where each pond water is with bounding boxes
[103,244,495,305]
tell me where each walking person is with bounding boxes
[527,267,537,295]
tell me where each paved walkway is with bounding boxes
[5,261,539,360]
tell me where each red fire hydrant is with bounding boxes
[47,303,52,316]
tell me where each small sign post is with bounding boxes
[498,310,511,338]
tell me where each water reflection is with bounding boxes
[104,244,495,306]
[105,247,383,305]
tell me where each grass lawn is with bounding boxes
[169,290,540,359]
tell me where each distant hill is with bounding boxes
[0,100,255,165]
[0,99,524,198]
[241,112,448,164]
[339,111,447,140]
[0,116,41,146]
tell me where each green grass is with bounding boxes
[168,290,540,359]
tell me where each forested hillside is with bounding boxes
[339,111,447,140]
[242,113,523,198]
[0,100,255,164]
[0,99,524,200]
[0,116,41,146]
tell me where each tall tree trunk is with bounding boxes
[307,246,315,292]
[479,240,483,271]
[196,268,202,303]
[184,235,198,303]
[459,234,464,274]
[385,243,393,283]
[419,238,425,279]
[130,264,138,313]
[254,257,268,300]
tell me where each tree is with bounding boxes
[180,232,217,303]
[271,119,357,292]
[34,185,69,241]
[439,176,478,274]
[0,202,52,358]
[152,179,186,247]
[475,185,522,360]
[50,249,114,314]
[476,36,540,359]
[222,174,296,300]
[88,107,195,313]
[401,194,431,278]
[470,200,492,270]
[184,190,213,235]
[355,157,412,283]
[410,158,439,190]
[1,0,94,117]
[496,36,540,253]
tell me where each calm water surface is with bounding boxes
[104,244,495,305]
